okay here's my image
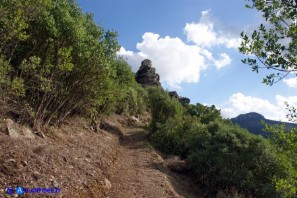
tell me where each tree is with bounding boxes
[240,1,297,196]
[0,0,121,127]
[240,0,297,85]
[186,103,222,124]
[286,102,297,122]
[146,87,184,131]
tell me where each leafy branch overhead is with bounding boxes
[240,0,297,85]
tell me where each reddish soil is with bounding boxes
[0,115,202,198]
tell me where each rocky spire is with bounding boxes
[168,91,191,106]
[135,59,160,86]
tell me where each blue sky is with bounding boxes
[76,0,297,121]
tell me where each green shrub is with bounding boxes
[0,57,12,99]
[115,82,148,115]
[87,57,137,116]
[146,87,184,131]
[125,83,148,115]
[150,116,185,155]
[0,0,126,126]
[265,124,297,197]
[186,103,222,124]
[186,123,290,197]
[149,109,294,197]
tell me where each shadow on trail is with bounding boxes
[147,161,204,198]
[119,127,204,198]
[100,119,150,149]
[102,120,204,197]
[119,129,150,150]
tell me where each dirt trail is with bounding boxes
[106,124,202,198]
[0,115,202,198]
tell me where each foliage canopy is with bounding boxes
[240,0,297,85]
[0,0,143,127]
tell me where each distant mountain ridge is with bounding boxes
[231,112,297,137]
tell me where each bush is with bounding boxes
[0,0,132,127]
[148,108,293,197]
[146,87,184,131]
[125,83,148,115]
[187,123,291,197]
[186,103,222,124]
[86,57,139,117]
[0,57,12,99]
[150,117,185,155]
[115,82,148,115]
[265,124,297,197]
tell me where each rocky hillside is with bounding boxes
[231,112,297,137]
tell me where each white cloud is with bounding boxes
[276,95,297,107]
[201,9,211,16]
[220,92,296,121]
[118,47,146,71]
[184,10,242,49]
[184,22,217,48]
[283,77,297,88]
[214,53,232,69]
[119,33,207,88]
[118,10,239,88]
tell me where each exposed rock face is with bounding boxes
[168,91,179,99]
[4,118,35,139]
[168,91,190,106]
[135,59,160,86]
[179,97,190,106]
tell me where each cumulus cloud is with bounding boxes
[119,33,207,88]
[276,95,297,107]
[118,10,240,88]
[214,53,232,69]
[118,47,146,71]
[184,10,241,49]
[184,22,217,48]
[220,92,296,121]
[283,77,297,88]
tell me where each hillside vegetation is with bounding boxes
[147,87,296,197]
[0,0,146,128]
[231,112,297,137]
[0,0,296,197]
